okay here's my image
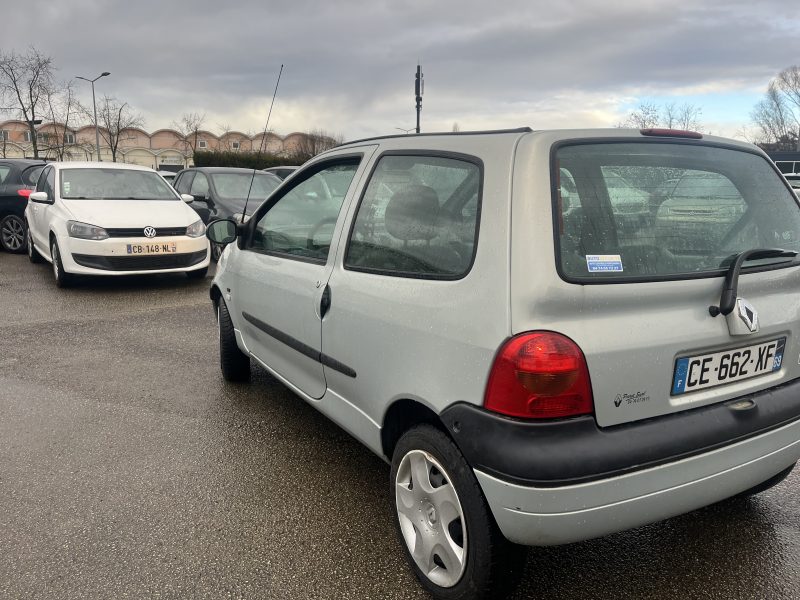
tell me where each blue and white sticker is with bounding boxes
[586,254,623,273]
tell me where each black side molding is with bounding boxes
[241,311,356,378]
[442,376,800,487]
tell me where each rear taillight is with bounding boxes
[17,189,32,198]
[484,331,594,419]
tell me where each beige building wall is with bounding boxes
[0,119,320,165]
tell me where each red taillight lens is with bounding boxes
[17,189,32,198]
[484,332,594,419]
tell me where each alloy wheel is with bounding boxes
[1,216,25,251]
[395,450,467,588]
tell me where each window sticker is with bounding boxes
[586,254,623,272]
[63,181,71,195]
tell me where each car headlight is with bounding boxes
[67,220,108,240]
[186,219,206,238]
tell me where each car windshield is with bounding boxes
[60,168,178,200]
[555,142,800,281]
[210,172,280,201]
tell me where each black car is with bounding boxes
[262,165,299,180]
[0,159,47,253]
[173,167,282,260]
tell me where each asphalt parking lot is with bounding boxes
[1,252,799,599]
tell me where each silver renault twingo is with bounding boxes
[207,128,800,599]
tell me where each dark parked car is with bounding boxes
[173,167,282,260]
[0,159,47,253]
[263,165,298,180]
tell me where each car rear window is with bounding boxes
[554,142,800,281]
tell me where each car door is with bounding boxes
[29,165,55,250]
[188,172,214,223]
[232,150,374,399]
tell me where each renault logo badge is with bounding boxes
[143,226,157,238]
[737,298,758,333]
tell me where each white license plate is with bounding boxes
[671,338,785,396]
[126,242,177,255]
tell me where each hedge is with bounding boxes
[192,150,301,169]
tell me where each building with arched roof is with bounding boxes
[0,120,319,170]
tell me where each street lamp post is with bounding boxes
[76,72,110,161]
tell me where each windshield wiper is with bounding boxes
[709,248,798,317]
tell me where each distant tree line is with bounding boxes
[617,101,704,131]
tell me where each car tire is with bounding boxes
[186,267,208,280]
[218,299,250,382]
[735,462,795,499]
[27,226,43,263]
[1,214,27,253]
[50,238,74,288]
[390,424,524,600]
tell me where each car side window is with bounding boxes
[190,172,209,198]
[0,165,10,184]
[173,172,187,193]
[345,154,481,278]
[44,168,55,198]
[248,159,361,262]
[35,166,54,197]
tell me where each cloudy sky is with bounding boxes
[3,0,799,141]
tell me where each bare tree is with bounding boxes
[173,112,206,154]
[0,47,55,158]
[619,102,661,129]
[619,101,703,131]
[217,122,233,151]
[662,102,703,131]
[452,122,461,132]
[89,95,144,162]
[751,67,800,150]
[43,81,82,160]
[291,129,344,162]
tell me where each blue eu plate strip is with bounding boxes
[672,357,690,395]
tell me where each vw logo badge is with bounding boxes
[737,298,758,333]
[143,226,157,238]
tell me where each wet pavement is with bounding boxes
[1,252,798,599]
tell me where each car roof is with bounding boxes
[184,167,278,174]
[52,161,155,172]
[331,127,760,156]
[0,158,47,167]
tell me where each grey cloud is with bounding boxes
[3,0,799,138]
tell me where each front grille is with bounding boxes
[105,227,188,238]
[72,250,207,271]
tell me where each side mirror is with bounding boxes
[29,191,53,204]
[180,193,194,204]
[207,219,238,244]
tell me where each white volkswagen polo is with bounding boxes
[25,162,210,287]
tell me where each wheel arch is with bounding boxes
[381,398,454,461]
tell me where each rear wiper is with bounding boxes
[709,248,798,317]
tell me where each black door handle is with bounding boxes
[320,284,331,318]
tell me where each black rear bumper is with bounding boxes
[441,377,800,487]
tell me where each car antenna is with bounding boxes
[242,63,284,224]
